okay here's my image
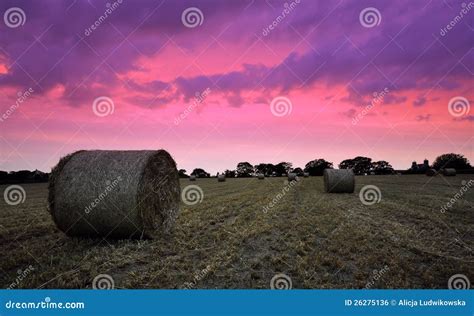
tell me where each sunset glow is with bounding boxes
[0,0,472,174]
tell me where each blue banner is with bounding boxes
[1,290,472,316]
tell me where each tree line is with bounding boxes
[180,153,473,178]
[0,153,471,184]
[0,170,49,184]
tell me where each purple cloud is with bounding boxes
[415,114,431,121]
[413,96,427,107]
[454,115,474,122]
[0,0,471,110]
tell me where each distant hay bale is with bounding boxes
[441,168,456,176]
[218,174,226,182]
[257,174,265,180]
[288,173,297,181]
[189,175,196,181]
[303,172,309,178]
[48,150,180,239]
[323,169,355,193]
[426,169,437,177]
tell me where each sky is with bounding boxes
[0,0,473,174]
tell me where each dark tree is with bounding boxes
[339,156,373,175]
[254,163,276,176]
[0,171,7,184]
[371,161,394,175]
[178,169,188,178]
[254,163,266,175]
[432,153,471,170]
[191,168,210,178]
[265,163,276,176]
[274,162,292,176]
[236,162,254,177]
[292,167,304,176]
[0,170,48,184]
[224,169,236,178]
[9,170,32,183]
[32,170,48,182]
[304,159,333,176]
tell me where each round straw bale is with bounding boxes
[426,168,437,177]
[189,175,196,181]
[323,169,355,193]
[257,174,265,180]
[218,174,226,182]
[441,168,456,176]
[303,172,309,178]
[48,150,180,239]
[288,173,297,181]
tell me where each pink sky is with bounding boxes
[0,0,473,174]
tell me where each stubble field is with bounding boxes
[0,175,472,289]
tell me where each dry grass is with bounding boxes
[0,175,473,289]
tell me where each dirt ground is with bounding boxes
[0,175,473,289]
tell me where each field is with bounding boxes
[0,175,473,289]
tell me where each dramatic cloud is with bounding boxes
[415,114,432,121]
[0,0,472,108]
[0,0,472,173]
[454,115,474,122]
[413,96,427,107]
